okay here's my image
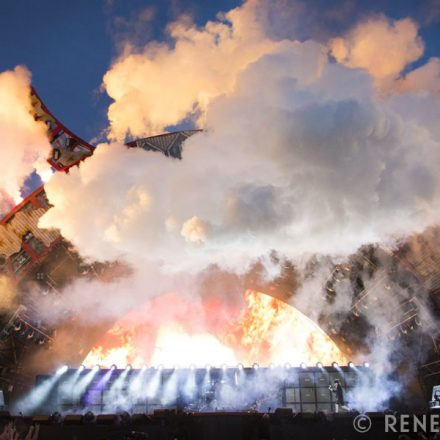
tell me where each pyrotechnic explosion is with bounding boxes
[83,290,347,368]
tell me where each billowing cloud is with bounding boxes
[103,0,282,140]
[104,5,435,144]
[41,38,440,272]
[329,16,424,90]
[0,66,51,215]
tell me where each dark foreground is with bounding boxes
[1,411,439,440]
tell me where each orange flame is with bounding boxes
[226,290,347,366]
[84,290,347,368]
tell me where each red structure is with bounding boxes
[0,89,95,281]
[0,90,199,282]
[30,87,94,172]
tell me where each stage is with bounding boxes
[0,410,431,440]
[17,365,371,416]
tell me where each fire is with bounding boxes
[227,290,347,366]
[84,290,347,368]
[150,323,237,367]
[83,324,144,368]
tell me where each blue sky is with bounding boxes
[0,0,439,143]
[0,0,240,142]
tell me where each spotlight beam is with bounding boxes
[145,368,162,400]
[161,370,179,405]
[73,367,100,402]
[183,368,197,400]
[14,366,68,414]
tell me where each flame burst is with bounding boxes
[84,290,347,367]
[228,290,347,366]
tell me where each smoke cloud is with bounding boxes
[103,0,283,140]
[329,16,424,91]
[0,66,51,214]
[41,39,440,269]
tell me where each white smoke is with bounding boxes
[41,39,440,271]
[329,16,424,91]
[0,66,51,214]
[103,0,283,140]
